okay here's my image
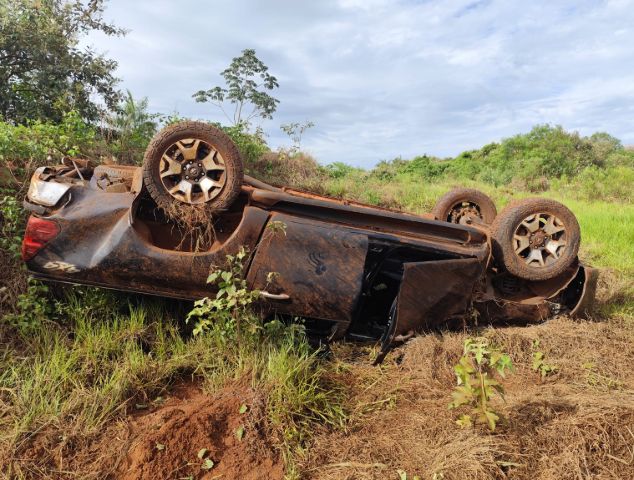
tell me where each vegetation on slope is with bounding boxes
[1,110,634,478]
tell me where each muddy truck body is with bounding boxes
[21,122,598,359]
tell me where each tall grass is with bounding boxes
[0,287,346,478]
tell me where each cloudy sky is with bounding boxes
[84,0,634,168]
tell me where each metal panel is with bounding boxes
[27,167,71,206]
[247,213,368,322]
[386,258,482,347]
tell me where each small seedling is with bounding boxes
[202,459,215,470]
[236,427,244,441]
[397,470,420,480]
[448,338,514,431]
[135,404,147,410]
[266,221,287,236]
[156,443,165,451]
[532,341,557,380]
[198,448,207,459]
[239,404,248,414]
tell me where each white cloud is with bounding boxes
[82,0,634,166]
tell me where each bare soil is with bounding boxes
[15,381,284,480]
[114,381,283,480]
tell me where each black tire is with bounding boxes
[490,197,581,281]
[432,188,497,224]
[94,165,138,180]
[142,121,244,212]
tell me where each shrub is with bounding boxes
[400,155,449,180]
[448,338,514,431]
[577,166,634,202]
[0,111,97,181]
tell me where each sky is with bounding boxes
[83,0,634,168]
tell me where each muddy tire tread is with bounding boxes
[490,197,581,281]
[432,188,498,224]
[142,121,244,213]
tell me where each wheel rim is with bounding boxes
[448,202,483,223]
[513,213,568,268]
[159,138,226,204]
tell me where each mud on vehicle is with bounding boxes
[22,122,598,362]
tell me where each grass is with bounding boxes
[1,154,633,478]
[0,287,346,479]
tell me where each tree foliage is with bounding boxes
[192,49,280,126]
[0,0,126,124]
[103,90,161,164]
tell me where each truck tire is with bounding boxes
[142,121,244,212]
[490,197,581,281]
[432,188,497,224]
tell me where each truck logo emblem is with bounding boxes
[308,252,326,275]
[43,261,80,273]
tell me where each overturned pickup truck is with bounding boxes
[22,121,598,360]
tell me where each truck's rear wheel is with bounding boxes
[432,188,497,224]
[491,197,581,281]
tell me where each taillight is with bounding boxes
[22,216,61,262]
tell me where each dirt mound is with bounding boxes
[8,380,284,479]
[115,381,284,480]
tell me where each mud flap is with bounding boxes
[570,266,600,319]
[375,258,482,364]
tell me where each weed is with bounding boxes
[186,246,263,340]
[532,340,557,379]
[2,279,51,332]
[0,196,24,257]
[448,338,515,431]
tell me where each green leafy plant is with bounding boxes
[0,195,25,257]
[280,120,314,154]
[448,338,515,431]
[192,49,280,126]
[532,340,557,379]
[186,246,262,340]
[2,279,51,332]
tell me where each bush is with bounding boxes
[399,155,449,180]
[577,166,634,202]
[220,123,270,165]
[0,111,97,182]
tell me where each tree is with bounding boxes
[192,49,279,127]
[590,132,623,152]
[280,119,314,154]
[104,90,161,165]
[0,0,126,124]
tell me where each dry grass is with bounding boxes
[250,150,328,192]
[305,313,634,480]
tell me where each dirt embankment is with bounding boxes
[15,381,284,480]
